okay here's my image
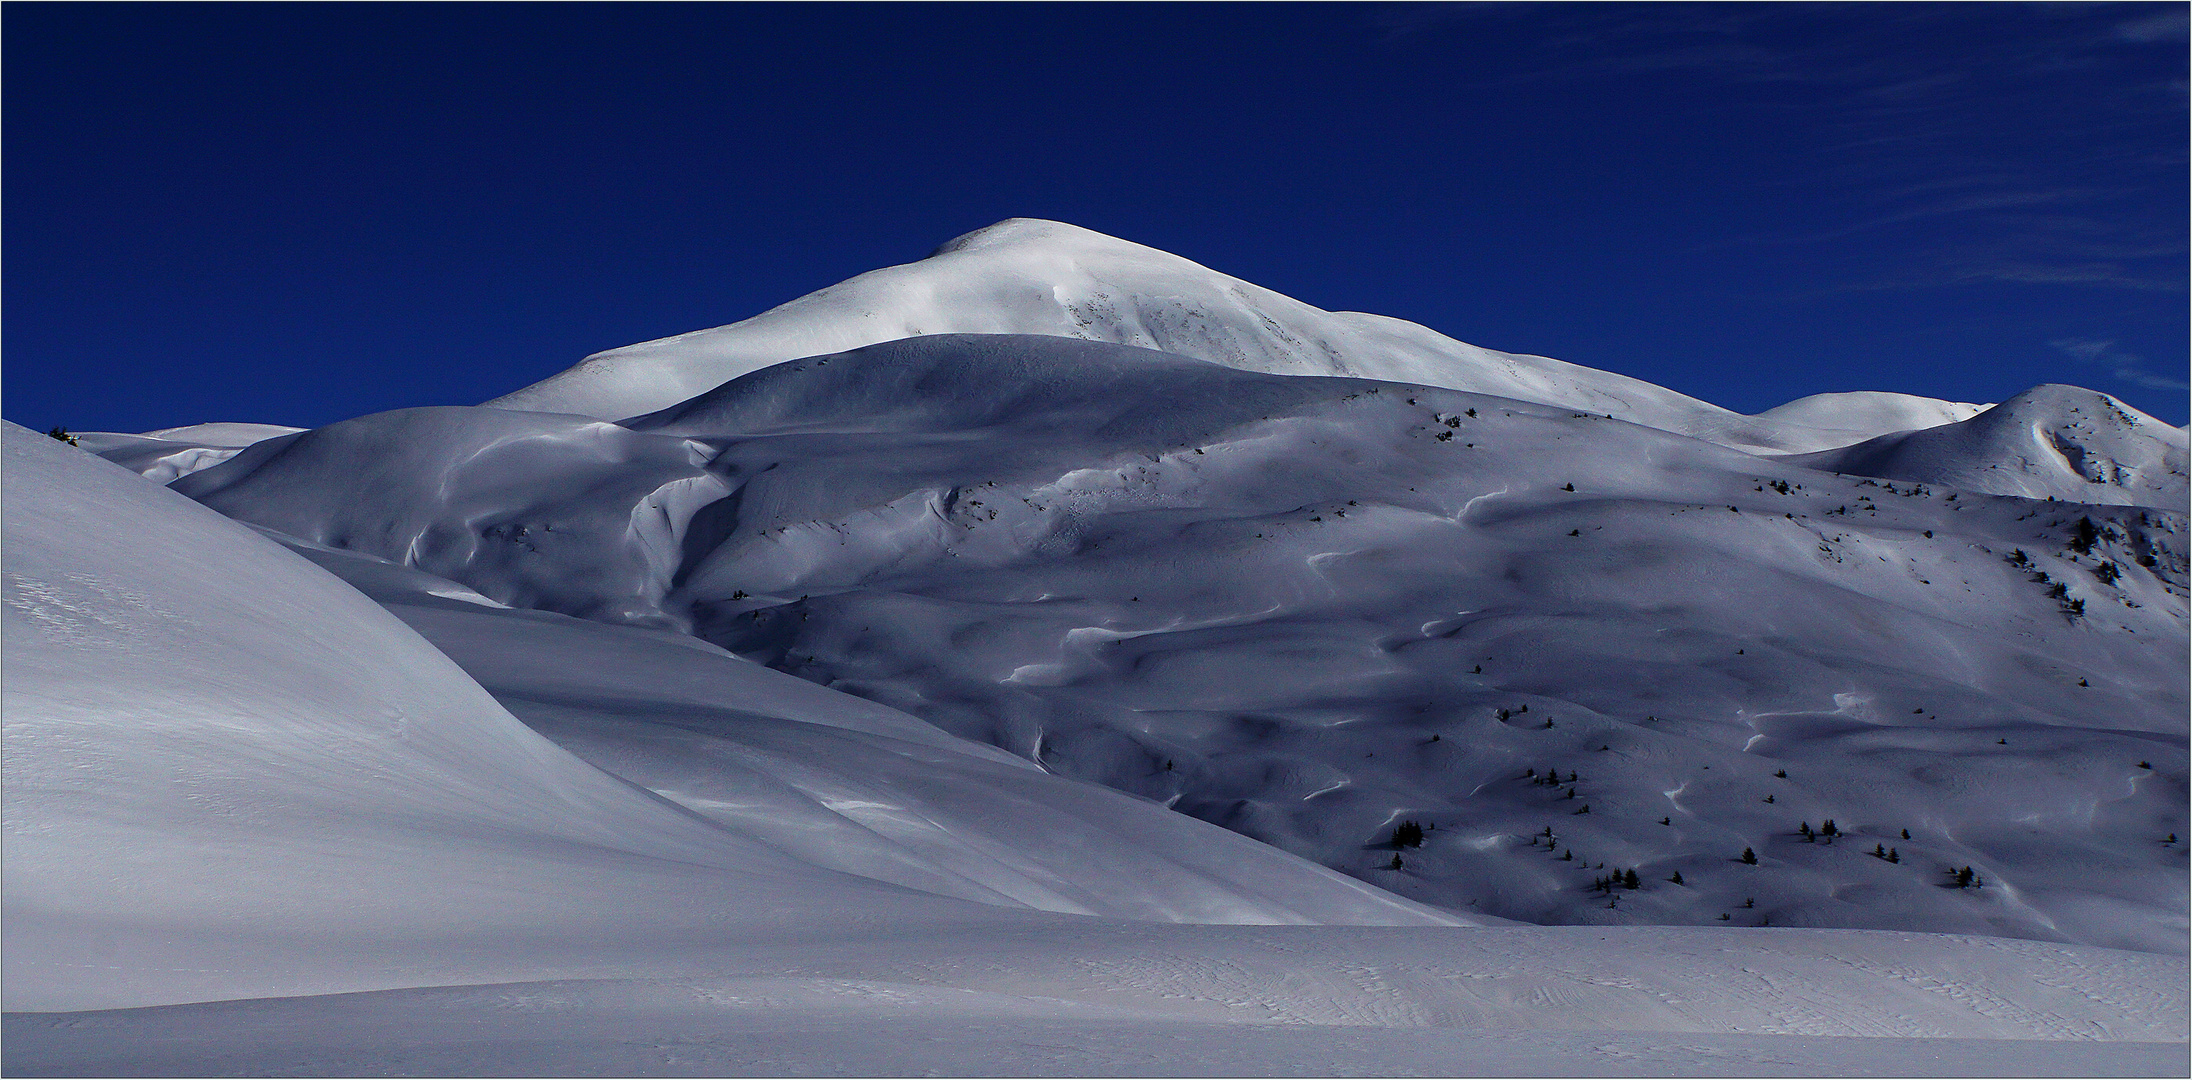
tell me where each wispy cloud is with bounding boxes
[2114,9,2190,43]
[1374,3,2188,297]
[2051,337,2189,390]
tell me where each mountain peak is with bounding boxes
[928,217,1169,260]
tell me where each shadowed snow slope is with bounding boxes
[269,533,1468,928]
[4,419,1488,1012]
[0,421,993,1011]
[484,219,1973,454]
[176,336,2192,955]
[1783,385,2190,508]
[13,357,2190,1075]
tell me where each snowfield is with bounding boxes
[8,221,2188,1075]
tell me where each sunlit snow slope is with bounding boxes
[1784,384,2190,507]
[486,218,1983,455]
[178,335,2192,955]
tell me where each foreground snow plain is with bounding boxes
[8,221,2189,1075]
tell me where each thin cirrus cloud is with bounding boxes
[2114,8,2191,44]
[1380,4,2186,299]
[2051,338,2189,393]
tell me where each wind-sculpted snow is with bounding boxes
[1784,385,2190,509]
[74,422,304,484]
[177,336,2192,956]
[486,219,1974,455]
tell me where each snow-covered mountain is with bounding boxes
[172,333,2190,954]
[14,221,2189,1074]
[486,218,1985,455]
[1784,384,2190,507]
[6,419,1473,1009]
[10,418,2186,1075]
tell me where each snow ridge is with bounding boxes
[487,219,1972,455]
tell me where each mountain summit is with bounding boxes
[488,219,1983,455]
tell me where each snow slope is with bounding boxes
[485,219,1976,454]
[272,532,1469,927]
[176,336,2192,955]
[3,417,1489,1013]
[1759,391,1990,437]
[1783,385,2190,508]
[74,422,304,484]
[11,927,2186,1076]
[7,419,2187,1073]
[0,421,1008,1012]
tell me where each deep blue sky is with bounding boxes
[7,2,2186,433]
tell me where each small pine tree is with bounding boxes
[1389,853,1404,871]
[1887,848,1899,863]
[1820,819,1838,838]
[1622,868,1640,890]
[1799,822,1813,841]
[1954,866,1975,888]
[45,426,77,445]
[2071,516,2099,555]
[1668,870,1684,885]
[1901,828,1911,840]
[1741,847,1758,864]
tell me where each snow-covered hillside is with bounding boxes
[1784,384,2190,508]
[175,335,2191,955]
[15,220,2189,1075]
[486,218,1985,455]
[8,421,2187,1076]
[73,421,303,484]
[4,419,1477,1011]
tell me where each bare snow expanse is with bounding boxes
[9,221,2189,1075]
